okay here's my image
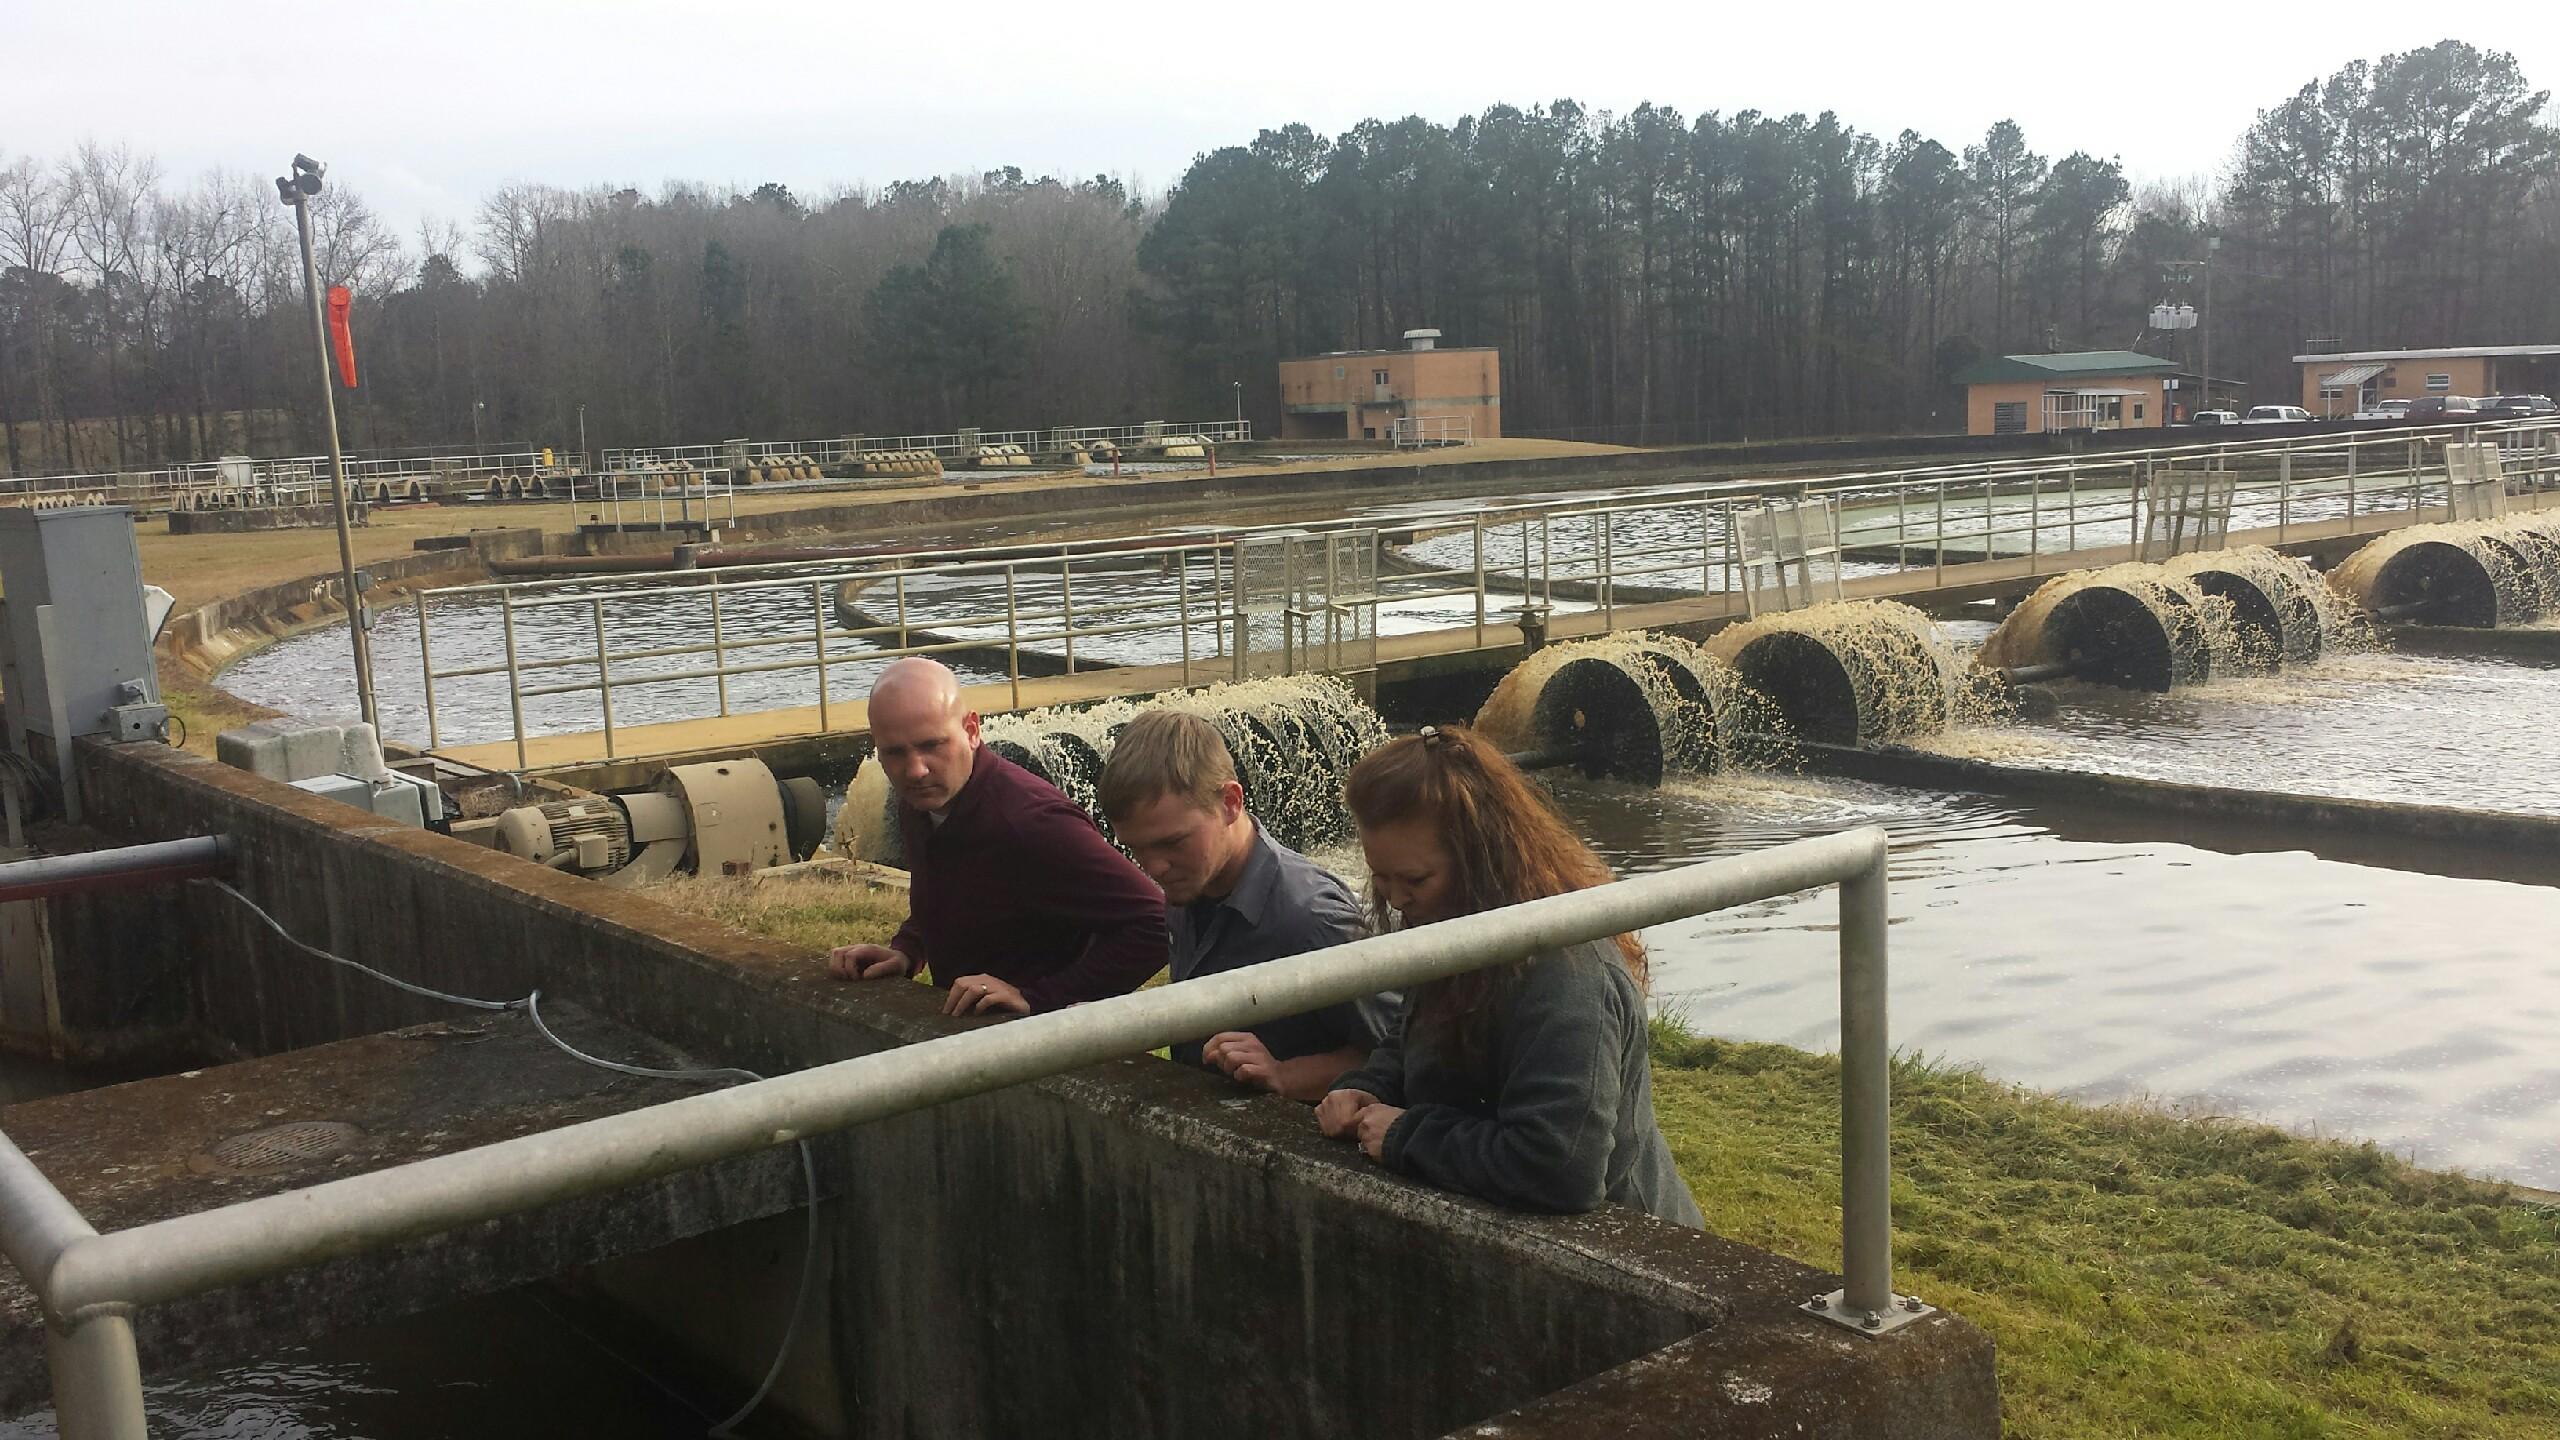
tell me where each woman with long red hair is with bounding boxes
[1318,724,1703,1227]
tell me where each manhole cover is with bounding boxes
[195,1121,365,1174]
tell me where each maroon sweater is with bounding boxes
[888,746,1169,1011]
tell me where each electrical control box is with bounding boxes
[0,508,161,748]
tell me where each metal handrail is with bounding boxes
[403,416,2560,760]
[600,420,1255,471]
[0,827,1905,1437]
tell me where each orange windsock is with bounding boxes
[325,285,359,388]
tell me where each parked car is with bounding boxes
[2243,405,2315,425]
[2351,399,2413,422]
[2405,396,2482,422]
[2188,409,2242,427]
[2478,394,2559,418]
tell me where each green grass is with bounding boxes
[644,879,2560,1436]
[1646,1015,2560,1439]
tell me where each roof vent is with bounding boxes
[1404,328,1442,352]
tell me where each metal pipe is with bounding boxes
[46,1311,144,1440]
[37,829,1895,1328]
[0,836,232,905]
[1838,850,1893,1317]
[0,1133,145,1440]
[288,176,376,731]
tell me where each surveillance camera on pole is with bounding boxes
[275,152,377,729]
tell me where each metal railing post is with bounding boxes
[416,594,439,749]
[1598,516,1615,629]
[1473,518,1487,647]
[591,597,616,760]
[501,593,529,773]
[1005,566,1023,709]
[1061,565,1077,676]
[1702,498,1718,594]
[2026,477,2040,574]
[1540,517,1553,610]
[710,575,731,717]
[812,582,831,730]
[1933,484,1946,585]
[1177,551,1194,687]
[1833,839,1895,1323]
[48,1314,147,1440]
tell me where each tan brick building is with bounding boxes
[1276,331,1501,442]
[2296,345,2560,416]
[1950,352,2179,435]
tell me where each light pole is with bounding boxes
[2162,240,2217,412]
[472,399,486,449]
[1232,380,1243,436]
[275,153,376,729]
[577,403,588,471]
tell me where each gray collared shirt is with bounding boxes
[1169,823,1394,1067]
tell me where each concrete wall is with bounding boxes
[51,739,1998,1438]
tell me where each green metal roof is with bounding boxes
[1953,351,2180,385]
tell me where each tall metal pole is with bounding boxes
[284,160,376,729]
[2201,243,2214,416]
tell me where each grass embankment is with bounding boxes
[663,876,2560,1438]
[1647,1023,2559,1438]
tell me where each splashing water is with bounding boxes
[1707,599,2009,746]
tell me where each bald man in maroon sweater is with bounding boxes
[829,658,1168,1015]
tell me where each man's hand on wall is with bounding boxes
[828,943,913,981]
[1202,1031,1280,1092]
[942,974,1029,1017]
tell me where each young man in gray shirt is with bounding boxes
[1100,709,1390,1101]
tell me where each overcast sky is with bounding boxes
[7,1,2550,247]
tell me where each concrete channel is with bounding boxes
[0,740,2000,1437]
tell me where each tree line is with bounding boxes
[2,40,2553,476]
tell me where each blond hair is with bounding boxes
[1099,709,1237,821]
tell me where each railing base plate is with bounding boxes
[1803,1289,1936,1337]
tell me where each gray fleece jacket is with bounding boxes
[1334,939,1705,1228]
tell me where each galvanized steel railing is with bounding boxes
[0,826,1911,1438]
[0,449,566,513]
[408,417,2560,763]
[600,420,1255,472]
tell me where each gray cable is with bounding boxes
[191,878,820,1437]
[200,879,515,1012]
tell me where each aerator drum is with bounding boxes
[2353,540,2504,628]
[2183,566,2324,667]
[2040,583,2211,692]
[1726,621,1947,748]
[1513,645,1726,786]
